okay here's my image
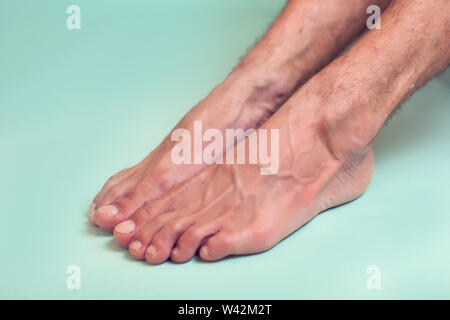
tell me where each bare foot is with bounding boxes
[113,0,450,263]
[90,0,388,231]
[113,79,375,264]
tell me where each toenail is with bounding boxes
[89,203,96,216]
[171,247,179,256]
[200,246,209,258]
[115,220,135,234]
[130,240,142,250]
[88,203,96,223]
[97,204,119,216]
[146,245,156,257]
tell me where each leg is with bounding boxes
[91,0,392,231]
[125,0,449,263]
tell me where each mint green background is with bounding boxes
[1,0,449,299]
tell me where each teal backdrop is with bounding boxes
[1,0,449,299]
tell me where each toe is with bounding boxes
[198,231,235,261]
[92,167,134,207]
[88,203,97,226]
[95,194,140,231]
[170,221,221,263]
[113,199,171,246]
[95,180,169,231]
[198,225,275,261]
[94,204,121,231]
[113,219,136,247]
[128,214,173,260]
[144,217,195,264]
[94,174,138,211]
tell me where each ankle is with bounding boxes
[316,93,376,164]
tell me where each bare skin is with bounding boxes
[90,0,391,230]
[91,0,449,264]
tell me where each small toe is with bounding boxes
[170,221,220,263]
[145,216,195,264]
[128,213,174,260]
[199,231,235,261]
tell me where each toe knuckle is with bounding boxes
[188,229,202,241]
[158,175,174,193]
[151,236,165,249]
[109,186,122,198]
[170,220,183,232]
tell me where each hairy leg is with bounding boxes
[91,0,392,231]
[116,0,449,263]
